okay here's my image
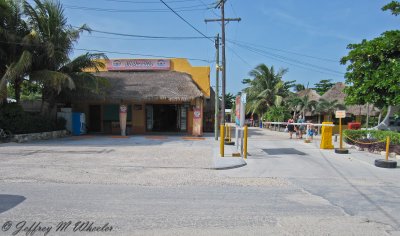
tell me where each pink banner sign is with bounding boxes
[107,59,171,71]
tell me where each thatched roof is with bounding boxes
[296,89,321,101]
[321,82,379,116]
[71,71,204,102]
[321,82,346,103]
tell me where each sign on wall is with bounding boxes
[107,59,171,71]
[193,108,202,120]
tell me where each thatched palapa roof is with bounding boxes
[321,82,379,116]
[296,89,321,101]
[321,82,346,103]
[71,71,204,102]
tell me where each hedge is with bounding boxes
[0,103,66,134]
[343,129,400,145]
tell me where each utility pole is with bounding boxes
[205,0,241,126]
[214,34,220,140]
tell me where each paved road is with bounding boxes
[0,130,399,235]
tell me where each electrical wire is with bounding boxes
[74,48,214,63]
[63,4,208,13]
[159,0,214,42]
[0,40,213,63]
[228,39,338,63]
[230,41,344,75]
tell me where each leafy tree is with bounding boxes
[264,106,290,122]
[221,92,235,109]
[0,0,34,103]
[23,0,107,116]
[340,30,400,128]
[294,84,305,92]
[382,1,400,15]
[242,64,292,119]
[314,79,335,95]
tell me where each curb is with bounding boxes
[212,146,247,170]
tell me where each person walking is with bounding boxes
[287,118,295,139]
[297,115,305,139]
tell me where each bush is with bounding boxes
[0,103,65,134]
[343,129,400,154]
[343,130,400,145]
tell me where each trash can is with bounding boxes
[348,122,361,130]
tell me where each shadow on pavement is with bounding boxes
[0,194,26,214]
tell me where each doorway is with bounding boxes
[89,105,101,132]
[153,104,178,132]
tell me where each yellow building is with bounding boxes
[71,58,211,136]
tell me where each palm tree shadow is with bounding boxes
[0,195,26,214]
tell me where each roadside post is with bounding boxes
[243,125,248,159]
[334,110,349,154]
[220,124,224,157]
[375,136,397,168]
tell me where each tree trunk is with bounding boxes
[373,105,398,130]
[14,79,22,104]
[377,111,382,125]
[318,114,321,134]
[40,86,57,119]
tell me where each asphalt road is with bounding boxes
[0,130,399,235]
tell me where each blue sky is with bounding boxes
[54,0,399,94]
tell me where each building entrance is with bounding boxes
[146,104,187,132]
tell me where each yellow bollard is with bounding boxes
[339,117,343,149]
[386,136,390,161]
[220,125,224,157]
[244,125,248,159]
[320,122,334,149]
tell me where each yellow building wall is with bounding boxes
[170,58,210,98]
[84,58,211,98]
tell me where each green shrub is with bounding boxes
[343,129,400,145]
[0,103,65,134]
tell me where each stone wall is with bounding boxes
[11,130,70,143]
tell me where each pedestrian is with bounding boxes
[287,118,295,139]
[306,120,314,141]
[297,115,305,139]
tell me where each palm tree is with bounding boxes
[0,0,34,103]
[23,0,106,116]
[297,95,318,119]
[242,64,290,121]
[316,99,346,122]
[294,84,305,92]
[285,95,301,118]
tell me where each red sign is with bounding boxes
[193,108,202,120]
[107,59,171,71]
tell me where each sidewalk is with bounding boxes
[212,139,247,170]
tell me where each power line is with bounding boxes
[74,48,214,62]
[228,39,338,63]
[63,4,208,13]
[0,40,213,63]
[160,0,214,42]
[103,0,201,3]
[231,42,344,77]
[82,35,206,41]
[230,41,344,75]
[73,26,208,39]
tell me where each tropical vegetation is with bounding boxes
[0,0,108,133]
